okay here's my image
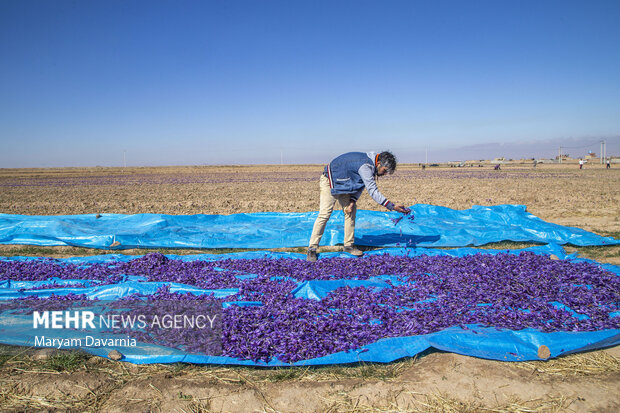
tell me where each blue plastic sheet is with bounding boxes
[0,281,238,300]
[1,204,617,249]
[0,243,575,264]
[1,245,618,365]
[291,277,397,300]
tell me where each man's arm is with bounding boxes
[358,164,409,213]
[358,164,394,210]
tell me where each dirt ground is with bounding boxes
[0,163,619,412]
[1,163,618,236]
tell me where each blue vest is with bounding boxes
[324,152,376,195]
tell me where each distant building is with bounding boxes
[585,152,597,161]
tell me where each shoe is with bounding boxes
[307,247,318,262]
[343,246,364,257]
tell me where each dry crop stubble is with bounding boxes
[1,164,618,234]
[0,163,619,412]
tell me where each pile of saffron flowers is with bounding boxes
[1,252,618,363]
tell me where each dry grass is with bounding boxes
[513,350,620,376]
[0,346,617,412]
[321,391,574,413]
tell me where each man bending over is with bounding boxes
[307,151,408,262]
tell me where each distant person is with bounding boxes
[607,158,611,169]
[494,164,501,171]
[307,151,409,262]
[579,159,584,169]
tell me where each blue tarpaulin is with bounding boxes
[1,245,618,365]
[0,204,617,249]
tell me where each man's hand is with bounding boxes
[344,201,356,215]
[393,205,409,214]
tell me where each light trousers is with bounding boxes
[309,175,356,248]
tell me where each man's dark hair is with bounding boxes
[378,151,397,174]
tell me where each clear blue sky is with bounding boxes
[1,0,619,167]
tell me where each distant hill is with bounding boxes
[397,136,619,163]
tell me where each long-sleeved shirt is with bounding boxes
[325,151,394,210]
